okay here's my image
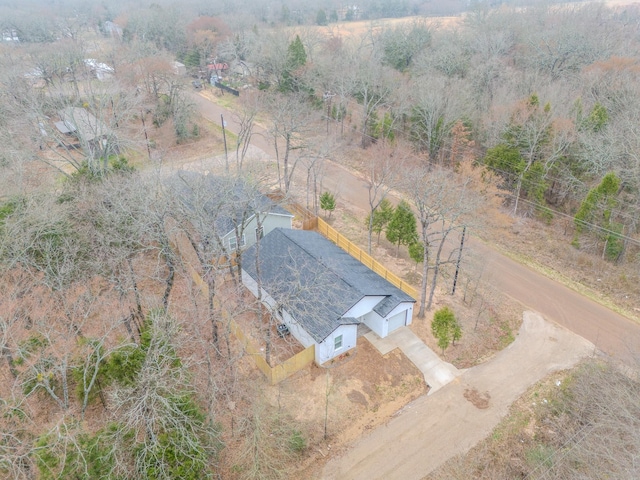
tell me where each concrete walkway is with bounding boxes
[365,327,462,394]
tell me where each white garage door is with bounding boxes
[387,310,406,333]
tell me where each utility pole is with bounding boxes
[221,114,228,172]
[323,91,335,135]
[451,226,466,295]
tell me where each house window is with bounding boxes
[334,335,343,350]
[256,226,264,241]
[229,234,246,251]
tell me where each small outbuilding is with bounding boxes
[241,228,415,365]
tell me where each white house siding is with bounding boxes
[241,270,277,311]
[385,302,414,325]
[280,308,315,349]
[316,324,357,364]
[223,213,293,251]
[241,269,315,349]
[342,296,385,318]
[262,213,294,235]
[363,310,385,337]
[241,270,259,297]
[361,301,414,337]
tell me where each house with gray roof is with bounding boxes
[241,228,415,365]
[165,171,293,253]
[55,107,116,159]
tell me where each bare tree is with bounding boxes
[364,142,407,254]
[108,311,221,479]
[406,162,486,316]
[264,92,318,194]
[233,92,260,172]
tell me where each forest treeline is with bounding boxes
[3,0,638,260]
[1,0,639,478]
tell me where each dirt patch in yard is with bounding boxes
[464,387,491,409]
[262,338,427,478]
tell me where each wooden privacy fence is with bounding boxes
[184,258,315,385]
[229,319,315,385]
[317,218,419,300]
[267,190,318,231]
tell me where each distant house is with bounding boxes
[103,21,123,39]
[207,63,229,72]
[55,107,116,159]
[84,59,114,81]
[172,61,186,76]
[165,171,294,254]
[242,228,415,365]
[2,30,19,43]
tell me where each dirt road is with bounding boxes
[321,312,595,479]
[192,91,640,364]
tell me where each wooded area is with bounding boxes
[1,0,639,478]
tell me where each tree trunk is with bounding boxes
[1,343,18,379]
[427,236,447,311]
[513,175,522,215]
[127,257,144,321]
[451,226,466,295]
[367,207,374,254]
[265,319,272,366]
[161,252,175,313]
[418,224,430,318]
[283,134,291,193]
[207,270,219,356]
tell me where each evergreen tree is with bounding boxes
[320,191,336,219]
[365,198,394,243]
[345,7,355,21]
[431,306,462,355]
[409,242,424,270]
[573,172,623,260]
[316,9,328,26]
[386,200,418,255]
[288,35,307,68]
[280,35,307,92]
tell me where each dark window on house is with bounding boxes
[334,334,343,350]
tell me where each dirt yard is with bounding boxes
[265,337,427,478]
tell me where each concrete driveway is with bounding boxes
[321,312,594,480]
[365,328,463,394]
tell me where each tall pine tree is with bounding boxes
[280,35,307,92]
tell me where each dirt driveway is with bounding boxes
[320,312,594,480]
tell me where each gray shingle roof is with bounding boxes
[165,171,292,237]
[242,228,415,343]
[58,107,111,142]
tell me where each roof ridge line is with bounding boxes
[280,228,367,293]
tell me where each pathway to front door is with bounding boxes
[365,327,463,394]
